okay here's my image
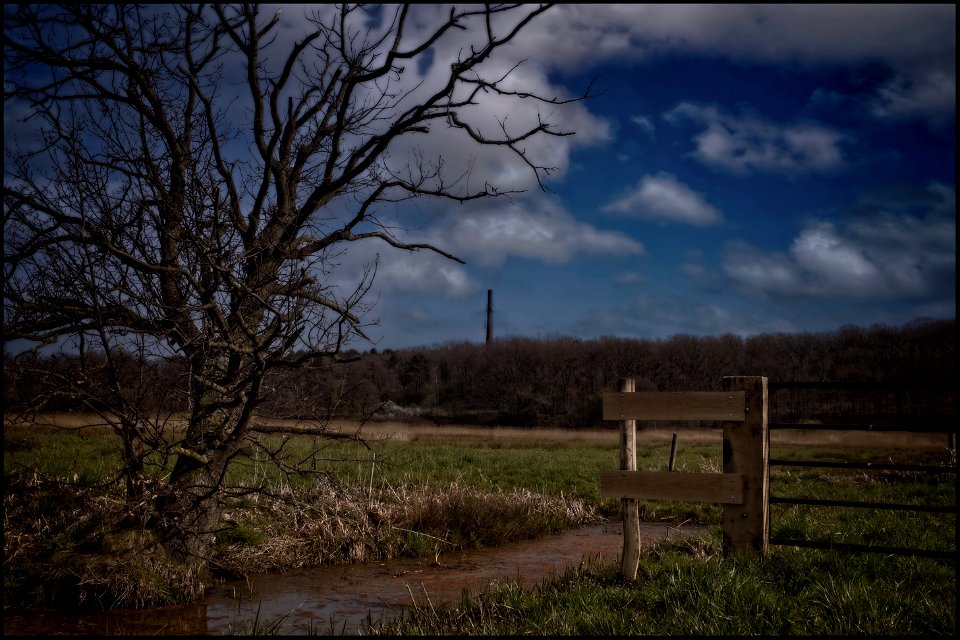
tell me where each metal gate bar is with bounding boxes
[767,380,956,561]
[769,459,957,473]
[769,496,956,513]
[770,421,956,432]
[768,537,956,560]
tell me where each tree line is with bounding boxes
[8,317,955,429]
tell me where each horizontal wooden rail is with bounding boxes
[599,470,744,504]
[602,391,745,421]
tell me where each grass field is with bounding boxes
[3,413,956,634]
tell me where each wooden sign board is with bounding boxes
[602,391,745,421]
[600,470,744,504]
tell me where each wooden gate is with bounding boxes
[600,376,768,580]
[601,377,955,579]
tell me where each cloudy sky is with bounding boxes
[332,3,954,350]
[9,4,954,354]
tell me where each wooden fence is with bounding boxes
[600,376,956,580]
[600,376,768,580]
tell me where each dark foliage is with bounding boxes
[7,318,955,428]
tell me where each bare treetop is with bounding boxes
[4,3,588,361]
[4,4,589,597]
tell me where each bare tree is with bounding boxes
[3,3,586,599]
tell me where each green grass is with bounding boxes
[4,418,955,634]
[365,435,955,636]
[3,428,121,484]
[372,537,955,636]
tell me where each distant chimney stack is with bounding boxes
[485,289,493,345]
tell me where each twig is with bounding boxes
[367,451,376,509]
[404,582,419,611]
[421,582,436,616]
[389,526,456,546]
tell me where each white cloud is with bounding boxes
[385,9,613,193]
[265,5,612,196]
[381,57,612,192]
[723,185,956,299]
[375,251,478,298]
[723,244,805,294]
[614,271,647,286]
[510,4,954,72]
[630,114,656,138]
[664,103,845,175]
[314,239,479,309]
[602,172,723,225]
[870,68,956,126]
[439,198,646,267]
[504,4,955,129]
[789,223,887,293]
[329,196,645,300]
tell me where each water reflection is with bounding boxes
[5,522,703,636]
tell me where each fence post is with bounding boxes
[721,376,769,556]
[668,433,678,471]
[619,377,640,580]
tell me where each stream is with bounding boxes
[4,521,705,636]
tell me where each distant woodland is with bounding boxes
[5,318,955,429]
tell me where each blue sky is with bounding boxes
[346,4,955,350]
[4,5,955,355]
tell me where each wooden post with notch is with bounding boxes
[618,377,640,581]
[721,376,769,556]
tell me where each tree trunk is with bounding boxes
[156,460,223,600]
[155,394,233,598]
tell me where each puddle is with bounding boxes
[4,521,705,635]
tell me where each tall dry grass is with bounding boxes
[214,480,600,577]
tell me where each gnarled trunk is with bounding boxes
[153,400,235,599]
[157,463,223,600]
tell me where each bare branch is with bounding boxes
[3,2,585,596]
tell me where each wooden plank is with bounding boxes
[602,391,745,422]
[599,470,744,504]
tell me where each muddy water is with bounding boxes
[4,521,705,636]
